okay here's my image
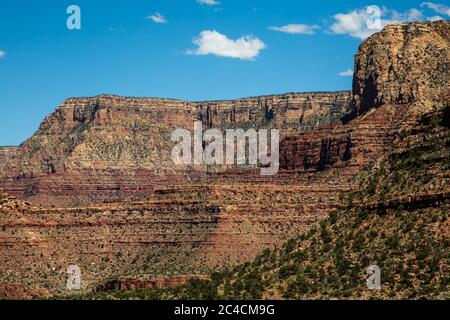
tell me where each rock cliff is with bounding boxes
[0,92,351,206]
[352,20,449,116]
[81,21,449,301]
[0,20,448,298]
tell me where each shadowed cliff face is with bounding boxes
[0,21,448,298]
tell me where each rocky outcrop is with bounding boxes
[0,189,32,212]
[279,98,408,171]
[352,20,449,116]
[280,21,450,172]
[195,91,351,131]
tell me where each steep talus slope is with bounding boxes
[0,190,49,299]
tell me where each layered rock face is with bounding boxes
[280,21,450,174]
[195,91,351,131]
[352,20,449,117]
[0,183,338,296]
[0,21,448,298]
[0,92,353,296]
[0,92,351,206]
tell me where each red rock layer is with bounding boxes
[0,181,341,295]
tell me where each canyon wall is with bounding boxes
[0,21,448,297]
[0,92,351,206]
[0,92,354,297]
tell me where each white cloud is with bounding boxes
[428,15,445,21]
[403,8,424,20]
[0,50,6,58]
[389,8,426,24]
[269,24,320,35]
[188,30,266,61]
[330,7,384,39]
[330,6,426,40]
[197,0,220,5]
[421,2,450,17]
[339,69,353,77]
[146,12,167,24]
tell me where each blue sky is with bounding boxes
[0,0,448,145]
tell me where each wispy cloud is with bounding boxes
[197,0,220,5]
[0,50,6,58]
[269,24,320,35]
[421,2,450,17]
[338,69,353,77]
[187,30,266,61]
[146,12,167,24]
[329,6,427,39]
[427,15,445,21]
